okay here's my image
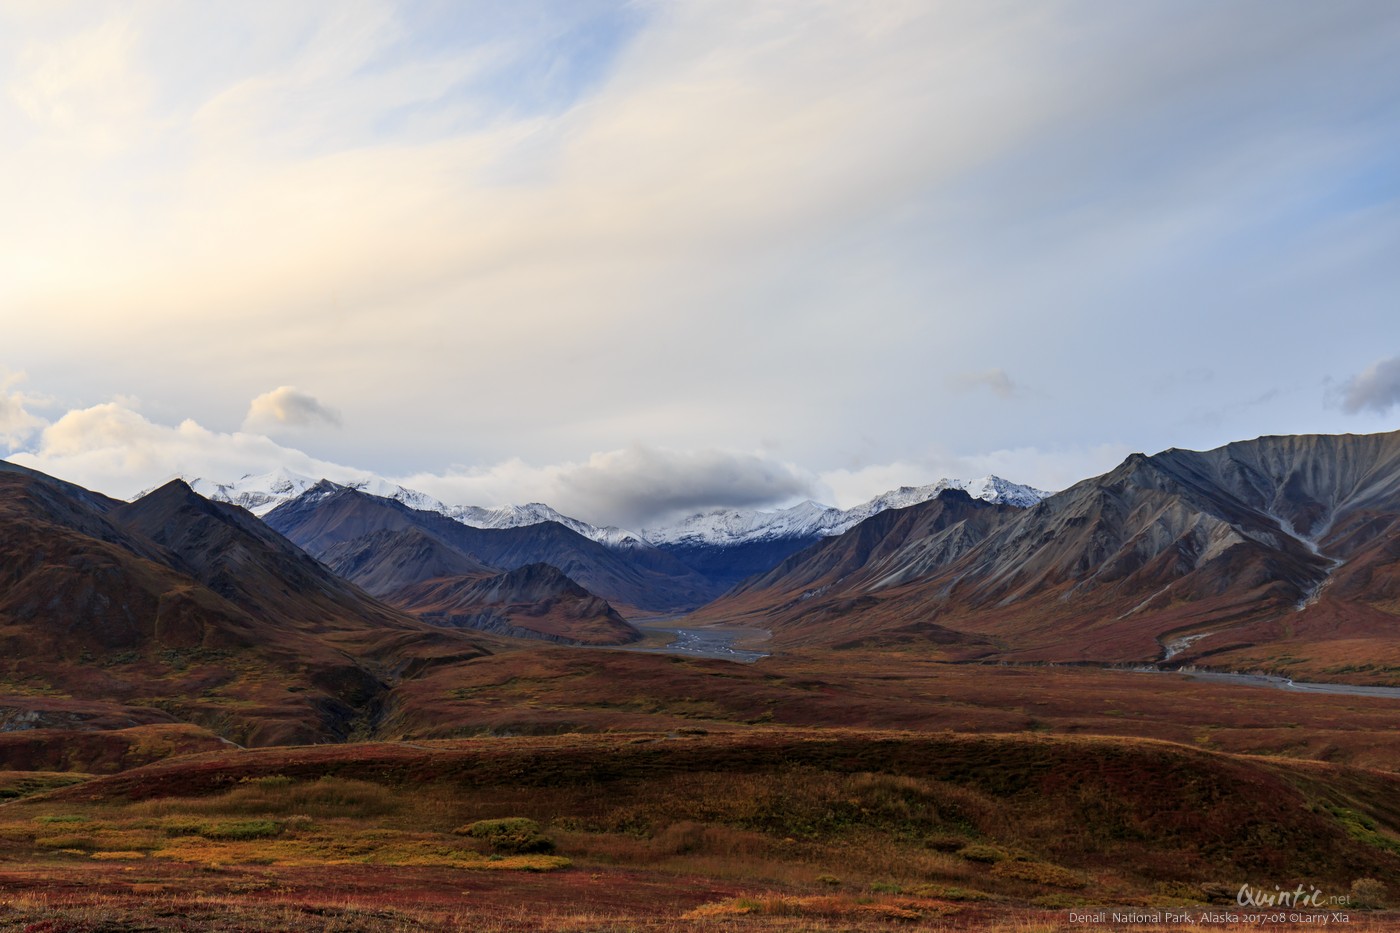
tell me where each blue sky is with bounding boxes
[1,1,1398,527]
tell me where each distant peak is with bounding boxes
[141,476,201,500]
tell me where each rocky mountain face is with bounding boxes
[386,563,641,646]
[694,432,1400,682]
[264,483,722,613]
[180,470,1047,578]
[319,528,499,598]
[171,469,647,544]
[0,464,499,745]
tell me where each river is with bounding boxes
[619,619,771,663]
[1156,668,1400,699]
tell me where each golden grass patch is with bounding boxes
[680,893,958,923]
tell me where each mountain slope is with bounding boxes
[386,563,641,645]
[0,466,499,745]
[641,475,1047,547]
[698,432,1400,681]
[319,528,498,598]
[185,468,1044,556]
[645,475,1048,587]
[177,469,648,545]
[265,484,723,612]
[686,490,1015,647]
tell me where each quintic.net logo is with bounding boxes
[1236,883,1349,908]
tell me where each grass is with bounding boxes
[3,647,1400,929]
[0,728,1394,930]
[384,647,1400,771]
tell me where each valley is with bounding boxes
[619,617,771,662]
[3,429,1400,928]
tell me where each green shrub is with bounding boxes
[240,774,294,788]
[456,817,554,854]
[957,843,1011,863]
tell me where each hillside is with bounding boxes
[265,483,723,612]
[2,730,1395,929]
[319,527,499,597]
[694,431,1400,681]
[0,465,501,745]
[385,563,641,645]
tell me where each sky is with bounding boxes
[2,0,1399,529]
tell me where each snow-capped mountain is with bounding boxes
[146,469,647,546]
[148,469,1045,552]
[438,502,646,548]
[639,476,1050,548]
[140,469,446,518]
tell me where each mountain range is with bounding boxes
[0,462,500,745]
[168,469,1048,593]
[5,424,1399,745]
[262,481,717,614]
[163,468,1047,548]
[692,430,1400,682]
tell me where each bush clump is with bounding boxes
[1351,878,1388,909]
[456,818,554,854]
[957,843,1014,864]
[199,819,283,840]
[991,859,1087,889]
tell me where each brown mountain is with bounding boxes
[386,563,642,645]
[265,482,722,613]
[696,431,1400,681]
[0,467,499,745]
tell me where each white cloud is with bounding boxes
[4,377,1142,526]
[9,400,360,499]
[397,446,818,529]
[7,390,819,527]
[1,3,1397,492]
[818,443,1135,508]
[0,371,44,450]
[243,386,342,431]
[9,12,153,154]
[1337,355,1400,415]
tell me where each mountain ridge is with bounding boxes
[160,468,1048,550]
[0,466,503,746]
[689,430,1400,682]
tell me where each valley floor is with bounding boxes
[4,647,1400,930]
[1,727,1398,930]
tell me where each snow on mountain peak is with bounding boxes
[155,467,1046,551]
[154,470,648,547]
[640,475,1050,547]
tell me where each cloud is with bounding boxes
[950,369,1020,400]
[1,3,1397,493]
[9,13,153,154]
[9,399,361,499]
[243,386,342,431]
[818,443,1135,508]
[398,446,819,530]
[8,389,818,528]
[1337,356,1400,414]
[0,370,45,451]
